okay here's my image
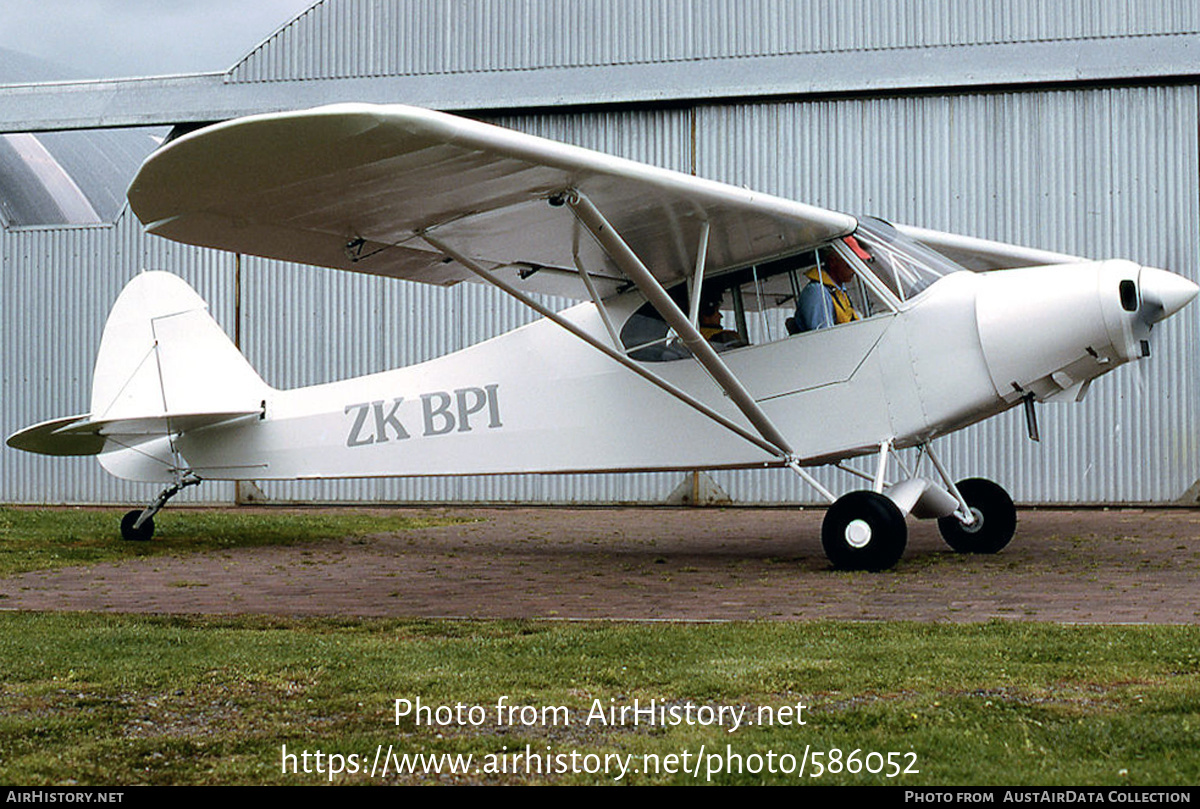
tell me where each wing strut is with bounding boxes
[570,219,622,350]
[687,220,711,327]
[419,232,783,459]
[565,190,796,457]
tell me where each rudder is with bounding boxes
[90,271,268,421]
[91,271,270,481]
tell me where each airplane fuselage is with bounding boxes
[158,259,1156,483]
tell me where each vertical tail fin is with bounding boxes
[90,271,270,481]
[7,272,268,480]
[91,271,268,421]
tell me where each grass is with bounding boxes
[0,506,469,577]
[0,615,1196,785]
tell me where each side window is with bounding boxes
[621,300,688,362]
[620,281,754,362]
[620,284,696,362]
[758,248,888,336]
[727,260,799,345]
[618,244,892,362]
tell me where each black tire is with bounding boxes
[937,478,1016,554]
[821,490,907,571]
[120,509,154,542]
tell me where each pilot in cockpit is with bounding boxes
[698,291,742,349]
[793,236,866,331]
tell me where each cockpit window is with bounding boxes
[616,217,963,363]
[619,244,892,362]
[853,216,961,301]
[620,286,693,362]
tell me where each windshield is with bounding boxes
[851,216,964,301]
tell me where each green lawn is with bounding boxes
[0,614,1195,785]
[0,506,468,576]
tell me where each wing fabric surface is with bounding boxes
[128,104,857,298]
[896,224,1083,271]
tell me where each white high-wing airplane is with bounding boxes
[8,104,1198,570]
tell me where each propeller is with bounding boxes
[1138,266,1198,325]
[1132,257,1198,396]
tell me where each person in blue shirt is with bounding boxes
[794,240,863,331]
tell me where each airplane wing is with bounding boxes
[127,104,857,298]
[896,223,1083,271]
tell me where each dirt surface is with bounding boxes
[2,506,1198,623]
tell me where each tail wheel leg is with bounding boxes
[119,474,201,542]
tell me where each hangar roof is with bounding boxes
[0,48,160,227]
[5,0,1200,133]
[3,0,1200,224]
[228,0,1200,83]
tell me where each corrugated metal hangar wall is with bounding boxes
[2,0,1198,505]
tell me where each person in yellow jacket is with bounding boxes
[698,292,742,349]
[795,238,864,331]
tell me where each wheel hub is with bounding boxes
[845,519,873,548]
[959,507,984,534]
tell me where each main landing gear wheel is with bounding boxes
[120,509,155,542]
[822,490,907,571]
[937,478,1016,554]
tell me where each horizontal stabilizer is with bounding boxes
[60,411,262,438]
[6,411,262,457]
[6,415,104,456]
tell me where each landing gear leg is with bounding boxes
[924,444,1016,554]
[120,473,201,542]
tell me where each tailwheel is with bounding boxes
[120,509,155,542]
[822,490,907,571]
[937,478,1016,554]
[117,473,201,543]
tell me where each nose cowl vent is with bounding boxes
[1119,279,1138,312]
